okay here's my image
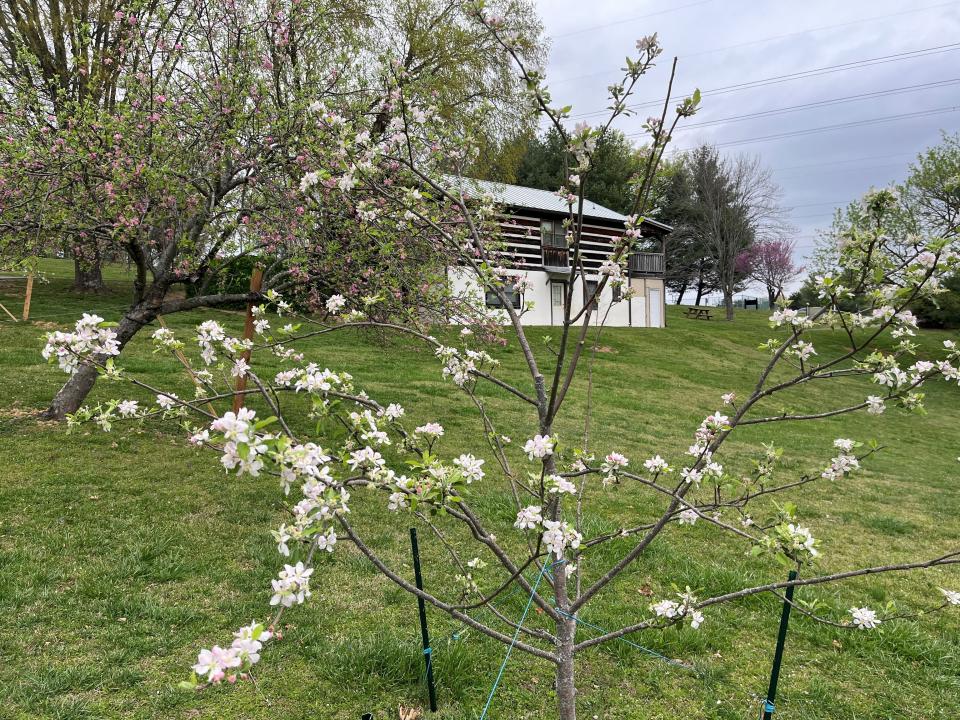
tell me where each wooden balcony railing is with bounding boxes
[542,245,570,271]
[628,252,665,276]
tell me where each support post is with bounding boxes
[409,527,438,712]
[761,569,798,719]
[157,315,217,416]
[233,266,263,413]
[22,275,33,321]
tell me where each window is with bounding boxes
[541,220,569,268]
[485,283,522,309]
[541,220,567,248]
[551,281,565,308]
[585,280,599,313]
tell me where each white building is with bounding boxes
[448,179,669,327]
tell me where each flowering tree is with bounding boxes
[44,12,960,720]
[737,238,801,307]
[0,0,542,420]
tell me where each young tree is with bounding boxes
[737,238,801,307]
[46,16,960,720]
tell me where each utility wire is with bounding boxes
[645,78,960,134]
[569,42,960,120]
[550,1,959,83]
[551,0,713,39]
[666,105,960,152]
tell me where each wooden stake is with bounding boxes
[233,266,264,413]
[22,275,33,321]
[157,315,217,417]
[0,301,16,322]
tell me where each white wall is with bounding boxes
[447,267,664,328]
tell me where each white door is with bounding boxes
[648,288,662,327]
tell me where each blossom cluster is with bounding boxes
[649,587,704,630]
[190,622,272,685]
[42,314,121,374]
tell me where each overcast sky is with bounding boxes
[533,0,960,288]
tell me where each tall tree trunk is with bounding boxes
[674,284,686,305]
[555,618,577,720]
[767,286,778,308]
[724,288,735,321]
[42,291,163,419]
[73,250,105,293]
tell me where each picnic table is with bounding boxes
[684,307,713,320]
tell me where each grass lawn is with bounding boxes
[1,259,959,719]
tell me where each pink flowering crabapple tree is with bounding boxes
[47,13,960,720]
[0,0,542,420]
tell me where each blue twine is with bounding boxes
[764,699,775,713]
[478,560,554,720]
[553,608,696,673]
[423,647,432,655]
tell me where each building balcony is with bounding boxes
[628,252,665,276]
[541,245,571,274]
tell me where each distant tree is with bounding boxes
[737,238,801,307]
[901,131,960,239]
[653,160,717,304]
[512,127,644,213]
[688,146,788,320]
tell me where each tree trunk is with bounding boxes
[73,251,105,293]
[555,618,577,720]
[42,298,160,419]
[694,281,704,307]
[674,285,686,305]
[767,286,778,308]
[724,290,734,320]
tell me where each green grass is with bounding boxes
[1,260,959,719]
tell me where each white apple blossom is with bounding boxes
[523,434,554,460]
[546,474,577,494]
[326,294,346,314]
[414,422,444,438]
[192,645,241,683]
[866,395,886,414]
[542,519,581,558]
[117,400,139,417]
[940,588,960,605]
[849,606,880,629]
[644,455,671,473]
[514,505,542,530]
[42,314,121,374]
[270,562,314,607]
[453,453,485,483]
[156,393,179,410]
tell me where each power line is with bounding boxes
[668,105,960,151]
[550,1,959,84]
[569,42,960,120]
[653,78,960,133]
[776,161,911,178]
[772,151,916,172]
[551,0,713,39]
[681,1,960,59]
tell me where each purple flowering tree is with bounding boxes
[737,238,802,307]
